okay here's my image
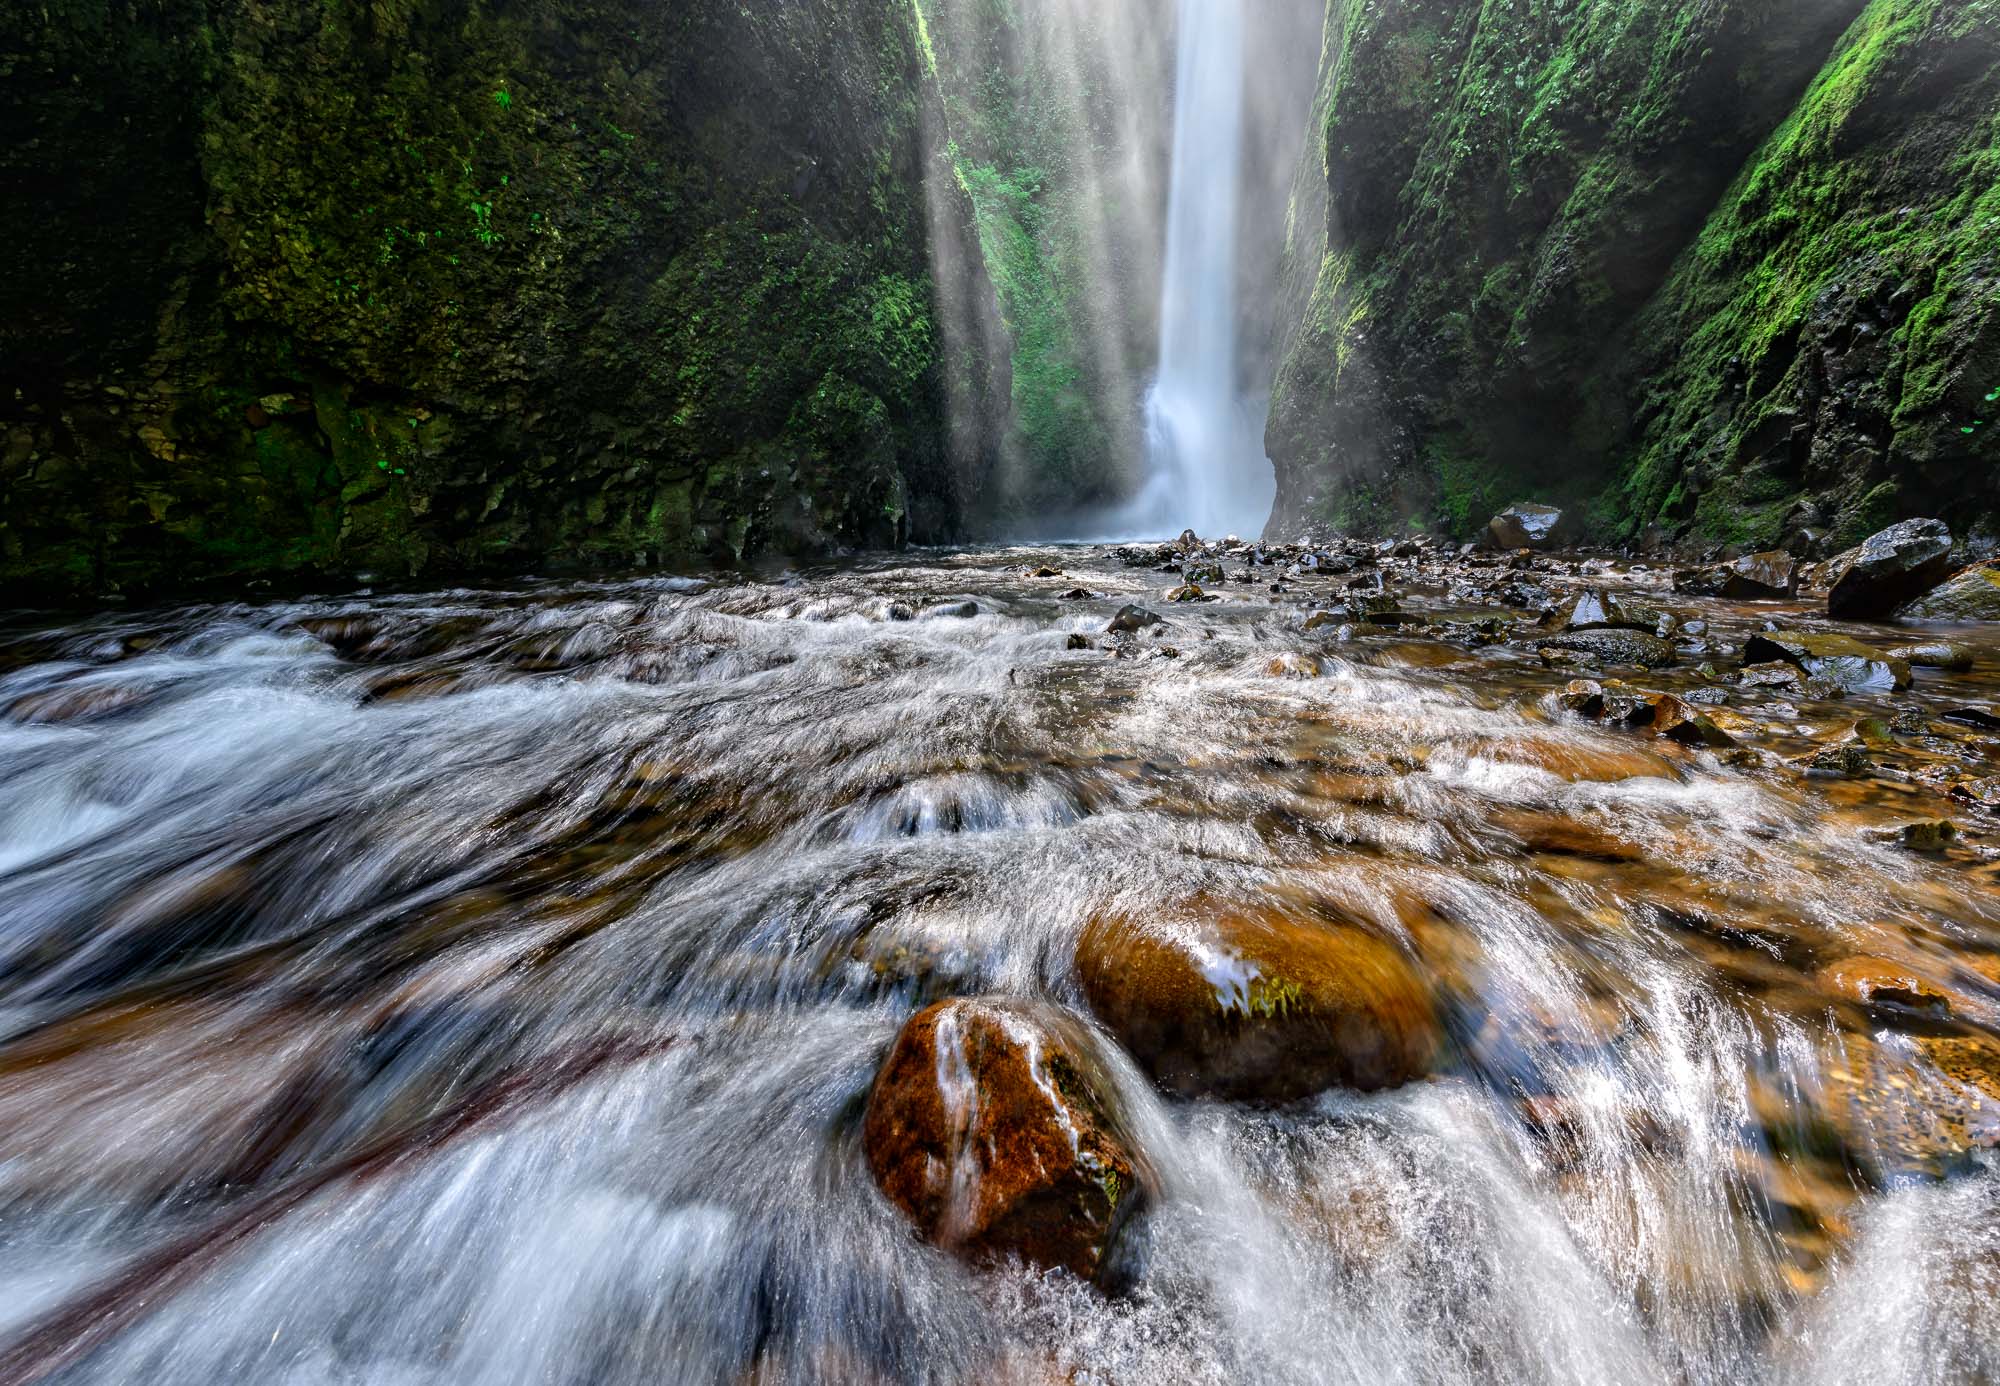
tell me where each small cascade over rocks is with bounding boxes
[1,539,2000,1381]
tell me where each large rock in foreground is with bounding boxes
[1826,520,1954,618]
[1900,562,2000,621]
[863,998,1150,1289]
[1077,905,1439,1104]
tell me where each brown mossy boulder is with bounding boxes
[1076,902,1439,1104]
[862,998,1150,1290]
[1899,561,2000,620]
[1743,631,1913,693]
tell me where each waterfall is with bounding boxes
[1115,0,1276,540]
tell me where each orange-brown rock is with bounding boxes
[1817,956,1954,1016]
[1265,652,1322,678]
[862,998,1149,1289]
[1076,904,1439,1103]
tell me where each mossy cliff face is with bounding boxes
[1,0,1005,598]
[913,0,1170,522]
[1268,0,2000,550]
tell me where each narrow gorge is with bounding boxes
[3,2,2000,1383]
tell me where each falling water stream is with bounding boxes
[1092,0,1276,541]
[0,544,1998,1383]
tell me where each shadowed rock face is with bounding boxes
[1903,562,2000,620]
[1827,519,1956,618]
[1267,0,2000,551]
[0,0,1007,599]
[1077,903,1440,1103]
[862,998,1151,1289]
[1675,552,1799,601]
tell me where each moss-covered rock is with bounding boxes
[1268,0,2000,550]
[1,0,1007,598]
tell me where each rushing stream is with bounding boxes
[1,544,1998,1384]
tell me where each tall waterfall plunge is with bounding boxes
[1117,0,1276,539]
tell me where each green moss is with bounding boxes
[1,0,998,595]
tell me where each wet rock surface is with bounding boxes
[1826,519,1955,619]
[1674,551,1798,600]
[3,538,2000,1380]
[1901,561,2000,621]
[1743,632,1913,693]
[863,998,1150,1289]
[1077,904,1439,1103]
[1486,502,1568,551]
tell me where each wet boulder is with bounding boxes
[863,998,1151,1289]
[1486,502,1568,551]
[1887,641,1975,672]
[1534,629,1677,669]
[1557,679,1606,717]
[1743,631,1912,693]
[1076,904,1439,1104]
[1673,551,1798,600]
[1538,589,1662,634]
[1797,741,1874,776]
[1825,519,1953,618]
[1108,605,1163,634]
[1899,821,1959,853]
[1943,704,2000,732]
[1899,562,2000,621]
[1648,694,1738,749]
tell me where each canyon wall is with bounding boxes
[2,0,1007,598]
[1269,0,2000,552]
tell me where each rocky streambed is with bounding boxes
[1,535,1998,1383]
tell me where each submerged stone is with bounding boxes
[1076,904,1439,1103]
[862,998,1151,1290]
[1266,652,1322,678]
[1888,641,1975,672]
[1742,631,1912,692]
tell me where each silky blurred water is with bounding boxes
[0,545,1997,1384]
